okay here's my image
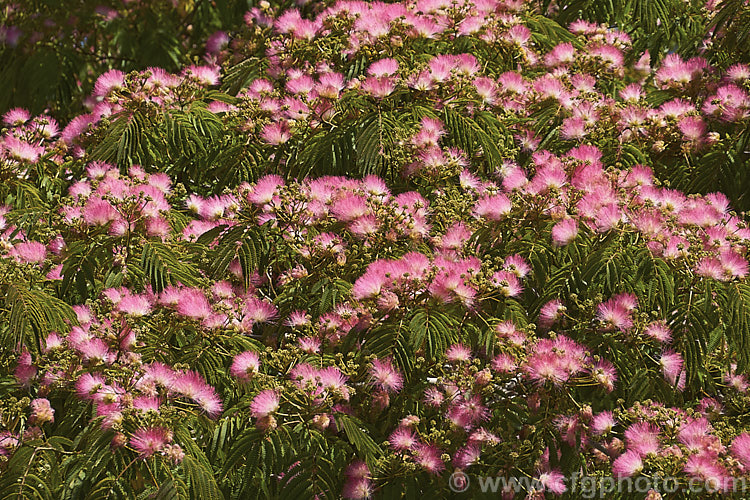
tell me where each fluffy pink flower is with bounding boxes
[612,450,643,478]
[367,58,399,77]
[473,193,512,220]
[230,351,261,381]
[539,300,565,328]
[361,76,396,98]
[12,241,46,264]
[176,289,213,319]
[491,353,518,373]
[14,351,36,386]
[243,298,278,323]
[660,350,684,386]
[625,422,660,456]
[250,390,280,418]
[3,107,30,126]
[389,427,417,451]
[116,294,152,317]
[684,454,730,492]
[591,411,616,435]
[453,444,481,468]
[589,359,618,392]
[551,219,579,246]
[332,194,369,222]
[369,358,403,393]
[537,470,567,495]
[261,121,291,145]
[412,443,445,474]
[93,69,125,97]
[446,344,472,362]
[341,478,372,499]
[644,321,672,342]
[82,198,118,226]
[731,433,750,468]
[29,398,54,425]
[171,371,222,418]
[130,427,171,458]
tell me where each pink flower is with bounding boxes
[298,336,321,354]
[589,359,618,392]
[624,422,660,456]
[250,390,280,418]
[537,470,567,495]
[142,362,176,388]
[684,454,730,492]
[230,351,260,381]
[12,241,46,264]
[612,450,643,478]
[171,371,222,418]
[389,427,417,451]
[15,351,36,386]
[176,289,213,319]
[453,444,481,468]
[660,350,684,386]
[261,121,291,145]
[116,294,152,317]
[448,395,490,429]
[591,411,616,435]
[342,461,371,499]
[93,69,125,97]
[369,358,403,393]
[29,398,54,425]
[539,300,565,328]
[82,198,118,226]
[644,321,672,342]
[163,444,185,464]
[596,300,633,332]
[412,443,445,474]
[473,193,512,220]
[332,194,369,222]
[243,298,278,323]
[491,353,517,373]
[367,58,399,77]
[678,116,706,142]
[3,136,43,163]
[248,175,284,205]
[3,107,30,126]
[446,344,472,362]
[551,219,579,246]
[731,433,750,468]
[130,427,171,458]
[341,478,372,499]
[361,76,396,98]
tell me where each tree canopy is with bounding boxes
[2,1,750,499]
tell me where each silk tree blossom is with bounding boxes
[591,411,616,435]
[342,461,372,500]
[551,219,579,246]
[130,427,172,458]
[389,427,418,451]
[535,470,567,495]
[625,422,661,456]
[169,370,223,418]
[660,350,684,387]
[412,443,445,474]
[11,241,46,264]
[369,358,403,393]
[612,450,643,478]
[230,351,261,381]
[250,390,280,419]
[29,398,54,425]
[539,300,566,328]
